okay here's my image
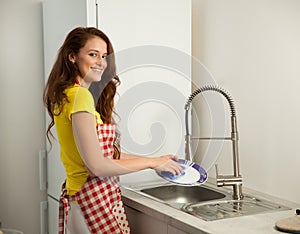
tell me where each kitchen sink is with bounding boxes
[141,184,226,204]
[125,182,291,221]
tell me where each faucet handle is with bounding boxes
[215,164,225,187]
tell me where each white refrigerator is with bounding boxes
[42,0,191,233]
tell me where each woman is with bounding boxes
[43,27,183,234]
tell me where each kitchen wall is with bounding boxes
[192,0,300,204]
[0,0,46,233]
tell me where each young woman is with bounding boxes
[43,27,183,234]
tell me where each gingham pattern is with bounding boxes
[58,116,130,234]
[58,185,69,234]
[70,176,129,234]
[96,118,115,158]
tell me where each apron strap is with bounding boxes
[58,182,70,234]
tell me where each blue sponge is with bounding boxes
[160,165,186,180]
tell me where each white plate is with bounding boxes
[156,159,207,186]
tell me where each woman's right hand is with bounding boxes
[151,154,183,176]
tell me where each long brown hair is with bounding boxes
[43,27,120,159]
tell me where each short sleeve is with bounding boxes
[65,86,95,120]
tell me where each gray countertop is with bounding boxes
[121,179,299,234]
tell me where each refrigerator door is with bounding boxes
[42,0,97,232]
[47,196,59,234]
[46,127,65,199]
[43,0,97,198]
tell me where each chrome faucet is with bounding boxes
[184,85,243,200]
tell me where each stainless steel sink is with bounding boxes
[127,182,291,221]
[141,184,226,204]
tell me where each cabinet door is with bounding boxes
[168,225,188,234]
[125,206,168,234]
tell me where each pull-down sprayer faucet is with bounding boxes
[184,85,243,200]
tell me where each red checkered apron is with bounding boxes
[58,116,130,234]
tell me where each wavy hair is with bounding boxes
[43,27,120,159]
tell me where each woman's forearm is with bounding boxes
[72,112,182,177]
[120,152,141,160]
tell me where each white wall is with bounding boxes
[192,0,300,204]
[0,0,46,233]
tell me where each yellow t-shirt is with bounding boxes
[54,84,102,195]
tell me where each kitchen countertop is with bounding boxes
[121,179,300,234]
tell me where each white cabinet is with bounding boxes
[125,206,189,234]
